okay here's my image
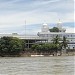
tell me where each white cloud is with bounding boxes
[59,12,74,23]
[0,0,74,34]
[65,27,75,33]
[0,11,58,25]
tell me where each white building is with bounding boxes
[38,21,75,49]
[0,21,75,49]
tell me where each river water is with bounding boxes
[0,56,74,75]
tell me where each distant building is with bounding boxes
[38,21,75,49]
[0,21,75,49]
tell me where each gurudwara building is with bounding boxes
[0,21,75,49]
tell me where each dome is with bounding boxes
[43,23,48,28]
[43,23,47,26]
[42,23,49,32]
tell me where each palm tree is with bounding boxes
[61,36,68,54]
[53,35,60,44]
[62,36,67,48]
[52,35,60,55]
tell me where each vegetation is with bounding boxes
[62,36,68,48]
[0,37,25,56]
[0,35,68,56]
[31,43,61,55]
[49,27,59,32]
[53,35,60,44]
[31,35,68,55]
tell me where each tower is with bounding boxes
[57,19,66,32]
[57,19,62,30]
[42,23,49,32]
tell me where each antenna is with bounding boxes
[25,20,26,35]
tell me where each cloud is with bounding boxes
[0,0,74,34]
[65,27,75,33]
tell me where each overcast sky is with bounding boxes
[0,0,74,34]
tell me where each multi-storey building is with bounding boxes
[38,21,75,49]
[0,21,75,49]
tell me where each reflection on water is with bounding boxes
[0,56,74,75]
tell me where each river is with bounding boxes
[0,56,74,75]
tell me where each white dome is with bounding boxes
[43,23,47,26]
[42,23,49,32]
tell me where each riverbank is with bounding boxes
[0,50,75,57]
[20,51,75,57]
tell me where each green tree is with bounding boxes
[31,44,39,52]
[9,37,23,55]
[52,35,62,53]
[0,37,25,56]
[53,35,60,44]
[49,27,59,32]
[62,36,68,49]
[0,37,12,55]
[31,43,61,55]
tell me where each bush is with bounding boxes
[31,43,61,54]
[0,37,25,56]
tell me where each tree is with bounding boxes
[53,35,60,44]
[0,37,12,55]
[9,37,23,55]
[52,35,62,53]
[62,36,68,49]
[31,43,61,55]
[0,37,25,56]
[31,44,39,52]
[49,27,59,32]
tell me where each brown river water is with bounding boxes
[0,56,74,75]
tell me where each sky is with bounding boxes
[0,0,74,35]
